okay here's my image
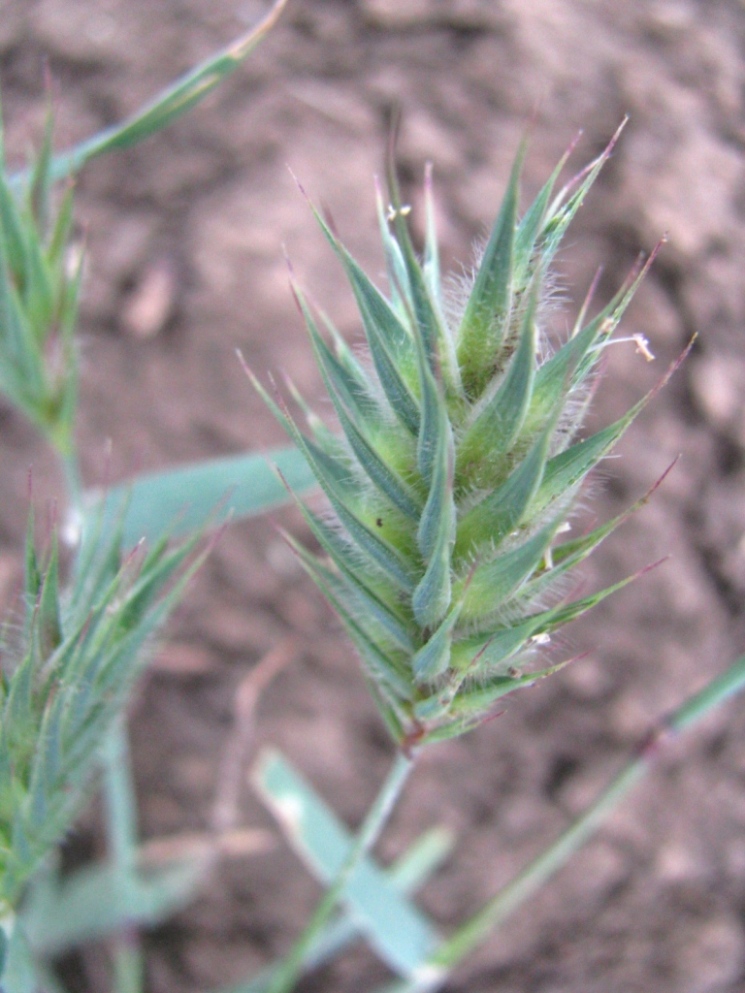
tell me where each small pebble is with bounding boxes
[122,257,178,339]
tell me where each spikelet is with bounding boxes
[253,126,663,750]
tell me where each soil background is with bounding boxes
[3,1,745,992]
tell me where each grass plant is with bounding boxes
[0,4,744,992]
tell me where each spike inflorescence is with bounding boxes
[254,127,661,751]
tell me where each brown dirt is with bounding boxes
[3,1,745,991]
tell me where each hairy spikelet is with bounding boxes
[0,518,203,908]
[256,127,664,750]
[0,100,82,457]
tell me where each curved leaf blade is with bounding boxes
[83,446,316,547]
[11,0,289,187]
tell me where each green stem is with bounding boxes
[428,654,745,978]
[374,655,745,993]
[433,762,644,972]
[267,750,415,993]
[667,653,745,732]
[0,902,14,980]
[60,451,82,518]
[101,722,144,993]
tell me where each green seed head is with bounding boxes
[0,101,82,457]
[257,126,660,750]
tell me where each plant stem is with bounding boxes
[101,721,144,993]
[60,451,82,514]
[433,763,644,972]
[427,653,745,978]
[55,337,142,993]
[0,902,14,980]
[267,749,415,993]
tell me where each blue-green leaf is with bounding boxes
[24,859,203,956]
[252,749,440,978]
[84,447,316,547]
